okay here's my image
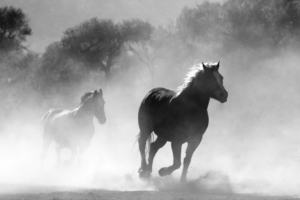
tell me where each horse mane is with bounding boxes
[80,91,93,104]
[175,61,215,97]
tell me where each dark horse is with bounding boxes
[41,89,106,168]
[138,62,228,182]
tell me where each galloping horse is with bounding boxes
[138,62,228,182]
[41,89,106,168]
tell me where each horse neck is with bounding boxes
[176,85,210,110]
[73,102,94,120]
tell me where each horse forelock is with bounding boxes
[203,62,218,68]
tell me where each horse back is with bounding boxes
[41,108,65,123]
[139,87,174,115]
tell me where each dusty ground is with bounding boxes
[0,184,298,200]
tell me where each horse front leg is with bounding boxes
[180,136,202,183]
[158,142,182,177]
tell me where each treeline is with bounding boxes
[1,0,300,116]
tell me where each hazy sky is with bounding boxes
[0,0,225,53]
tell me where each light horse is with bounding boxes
[41,89,106,168]
[138,62,228,182]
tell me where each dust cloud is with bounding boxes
[0,0,300,198]
[189,49,300,196]
[0,88,151,192]
[1,48,300,197]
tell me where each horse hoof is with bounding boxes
[158,167,168,177]
[139,170,151,180]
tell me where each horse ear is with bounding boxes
[202,62,208,71]
[99,89,102,95]
[91,90,97,99]
[93,90,98,96]
[215,61,220,71]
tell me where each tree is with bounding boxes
[176,0,300,52]
[60,18,153,81]
[176,2,224,43]
[37,41,87,98]
[127,22,205,87]
[0,6,32,52]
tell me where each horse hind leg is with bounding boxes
[158,141,182,177]
[147,137,166,173]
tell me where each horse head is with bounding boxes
[91,89,106,124]
[197,62,228,103]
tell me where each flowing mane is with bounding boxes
[80,92,93,104]
[175,62,217,97]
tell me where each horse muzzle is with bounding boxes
[217,91,228,103]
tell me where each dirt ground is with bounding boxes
[0,184,298,200]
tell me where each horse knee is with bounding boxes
[174,160,181,169]
[183,156,192,165]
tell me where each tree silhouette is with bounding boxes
[60,18,152,80]
[176,0,300,50]
[0,6,32,52]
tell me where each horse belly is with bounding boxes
[55,129,94,148]
[153,120,188,143]
[153,113,209,143]
[155,129,188,143]
[51,120,94,148]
